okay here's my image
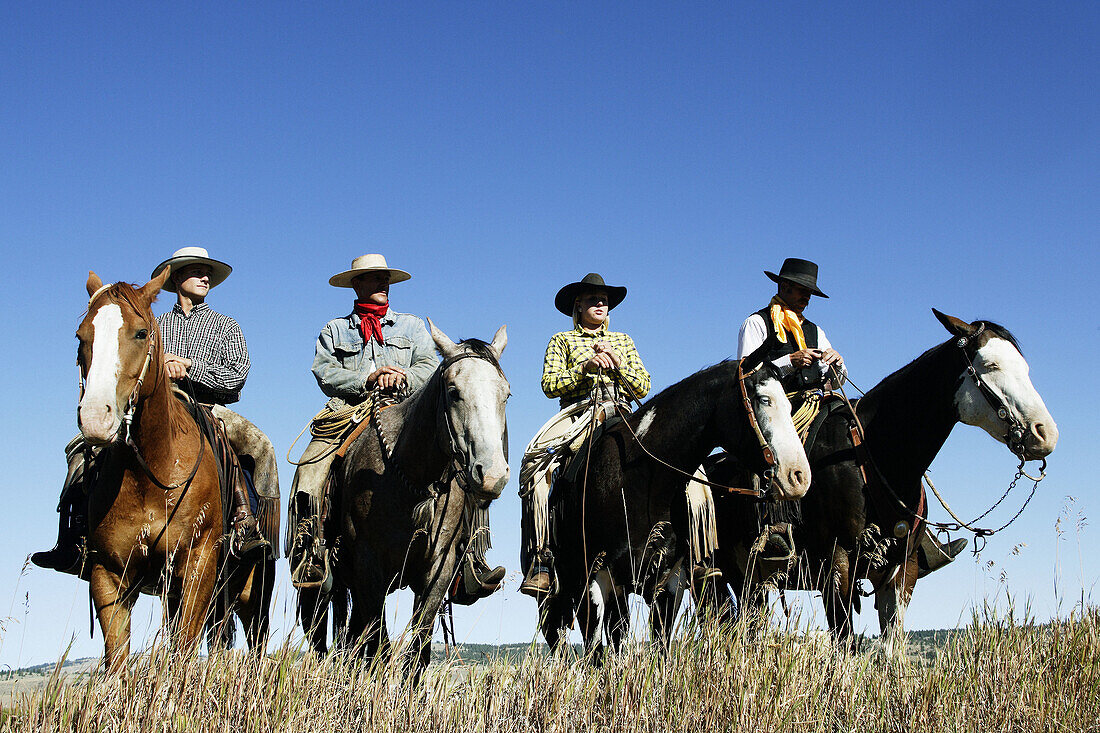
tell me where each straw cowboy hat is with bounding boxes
[764,257,829,298]
[329,254,412,288]
[150,247,233,293]
[554,273,628,316]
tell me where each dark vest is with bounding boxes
[754,307,822,392]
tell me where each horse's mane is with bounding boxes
[637,359,738,415]
[865,320,1022,401]
[453,338,505,375]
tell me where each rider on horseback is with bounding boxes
[739,257,965,576]
[519,273,651,597]
[33,247,270,573]
[288,254,506,596]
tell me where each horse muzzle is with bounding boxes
[1019,419,1058,461]
[769,462,811,501]
[78,404,122,445]
[465,462,509,504]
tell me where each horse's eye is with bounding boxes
[758,396,772,407]
[448,387,461,401]
[136,329,148,340]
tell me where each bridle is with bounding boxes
[375,349,506,498]
[607,360,781,500]
[437,351,507,494]
[78,285,205,492]
[953,323,1032,461]
[834,325,1048,555]
[737,360,779,491]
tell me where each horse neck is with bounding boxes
[390,370,450,487]
[631,366,736,473]
[858,341,960,485]
[131,343,195,469]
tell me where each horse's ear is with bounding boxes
[932,308,978,337]
[427,318,459,359]
[138,266,171,303]
[86,271,103,297]
[489,324,507,359]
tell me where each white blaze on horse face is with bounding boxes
[449,359,510,499]
[79,303,125,443]
[955,336,1058,459]
[753,376,811,499]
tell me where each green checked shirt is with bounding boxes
[541,326,651,408]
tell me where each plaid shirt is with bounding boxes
[156,303,250,404]
[541,326,650,408]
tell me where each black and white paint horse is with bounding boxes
[714,310,1058,650]
[538,352,811,658]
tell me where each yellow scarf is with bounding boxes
[768,296,807,350]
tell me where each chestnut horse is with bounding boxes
[76,269,273,667]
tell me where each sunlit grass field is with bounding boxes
[3,603,1097,732]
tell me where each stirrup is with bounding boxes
[759,523,797,562]
[519,568,552,598]
[451,555,506,605]
[291,545,331,591]
[230,518,270,561]
[917,531,968,578]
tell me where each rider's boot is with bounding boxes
[520,552,552,598]
[761,522,797,562]
[451,553,507,605]
[289,494,327,588]
[32,447,89,575]
[229,476,270,561]
[690,557,723,598]
[917,531,968,578]
[31,498,86,575]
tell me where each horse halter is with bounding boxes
[954,323,1029,459]
[78,286,203,491]
[77,283,157,445]
[437,350,506,493]
[736,360,778,494]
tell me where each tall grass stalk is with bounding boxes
[4,606,1099,732]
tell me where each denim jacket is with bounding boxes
[312,310,438,401]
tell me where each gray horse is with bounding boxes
[328,321,509,677]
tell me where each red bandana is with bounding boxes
[353,301,388,345]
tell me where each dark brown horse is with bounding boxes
[76,270,273,667]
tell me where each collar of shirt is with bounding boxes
[349,311,396,329]
[171,302,211,318]
[571,324,607,338]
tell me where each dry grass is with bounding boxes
[3,606,1099,732]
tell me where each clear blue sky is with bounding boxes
[1,2,1096,666]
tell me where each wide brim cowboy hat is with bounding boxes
[329,254,412,288]
[554,273,628,316]
[765,257,829,298]
[150,247,233,293]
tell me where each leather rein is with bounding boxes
[609,360,780,499]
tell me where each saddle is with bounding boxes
[176,394,278,560]
[559,409,625,487]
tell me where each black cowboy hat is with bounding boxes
[554,273,628,316]
[765,257,829,298]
